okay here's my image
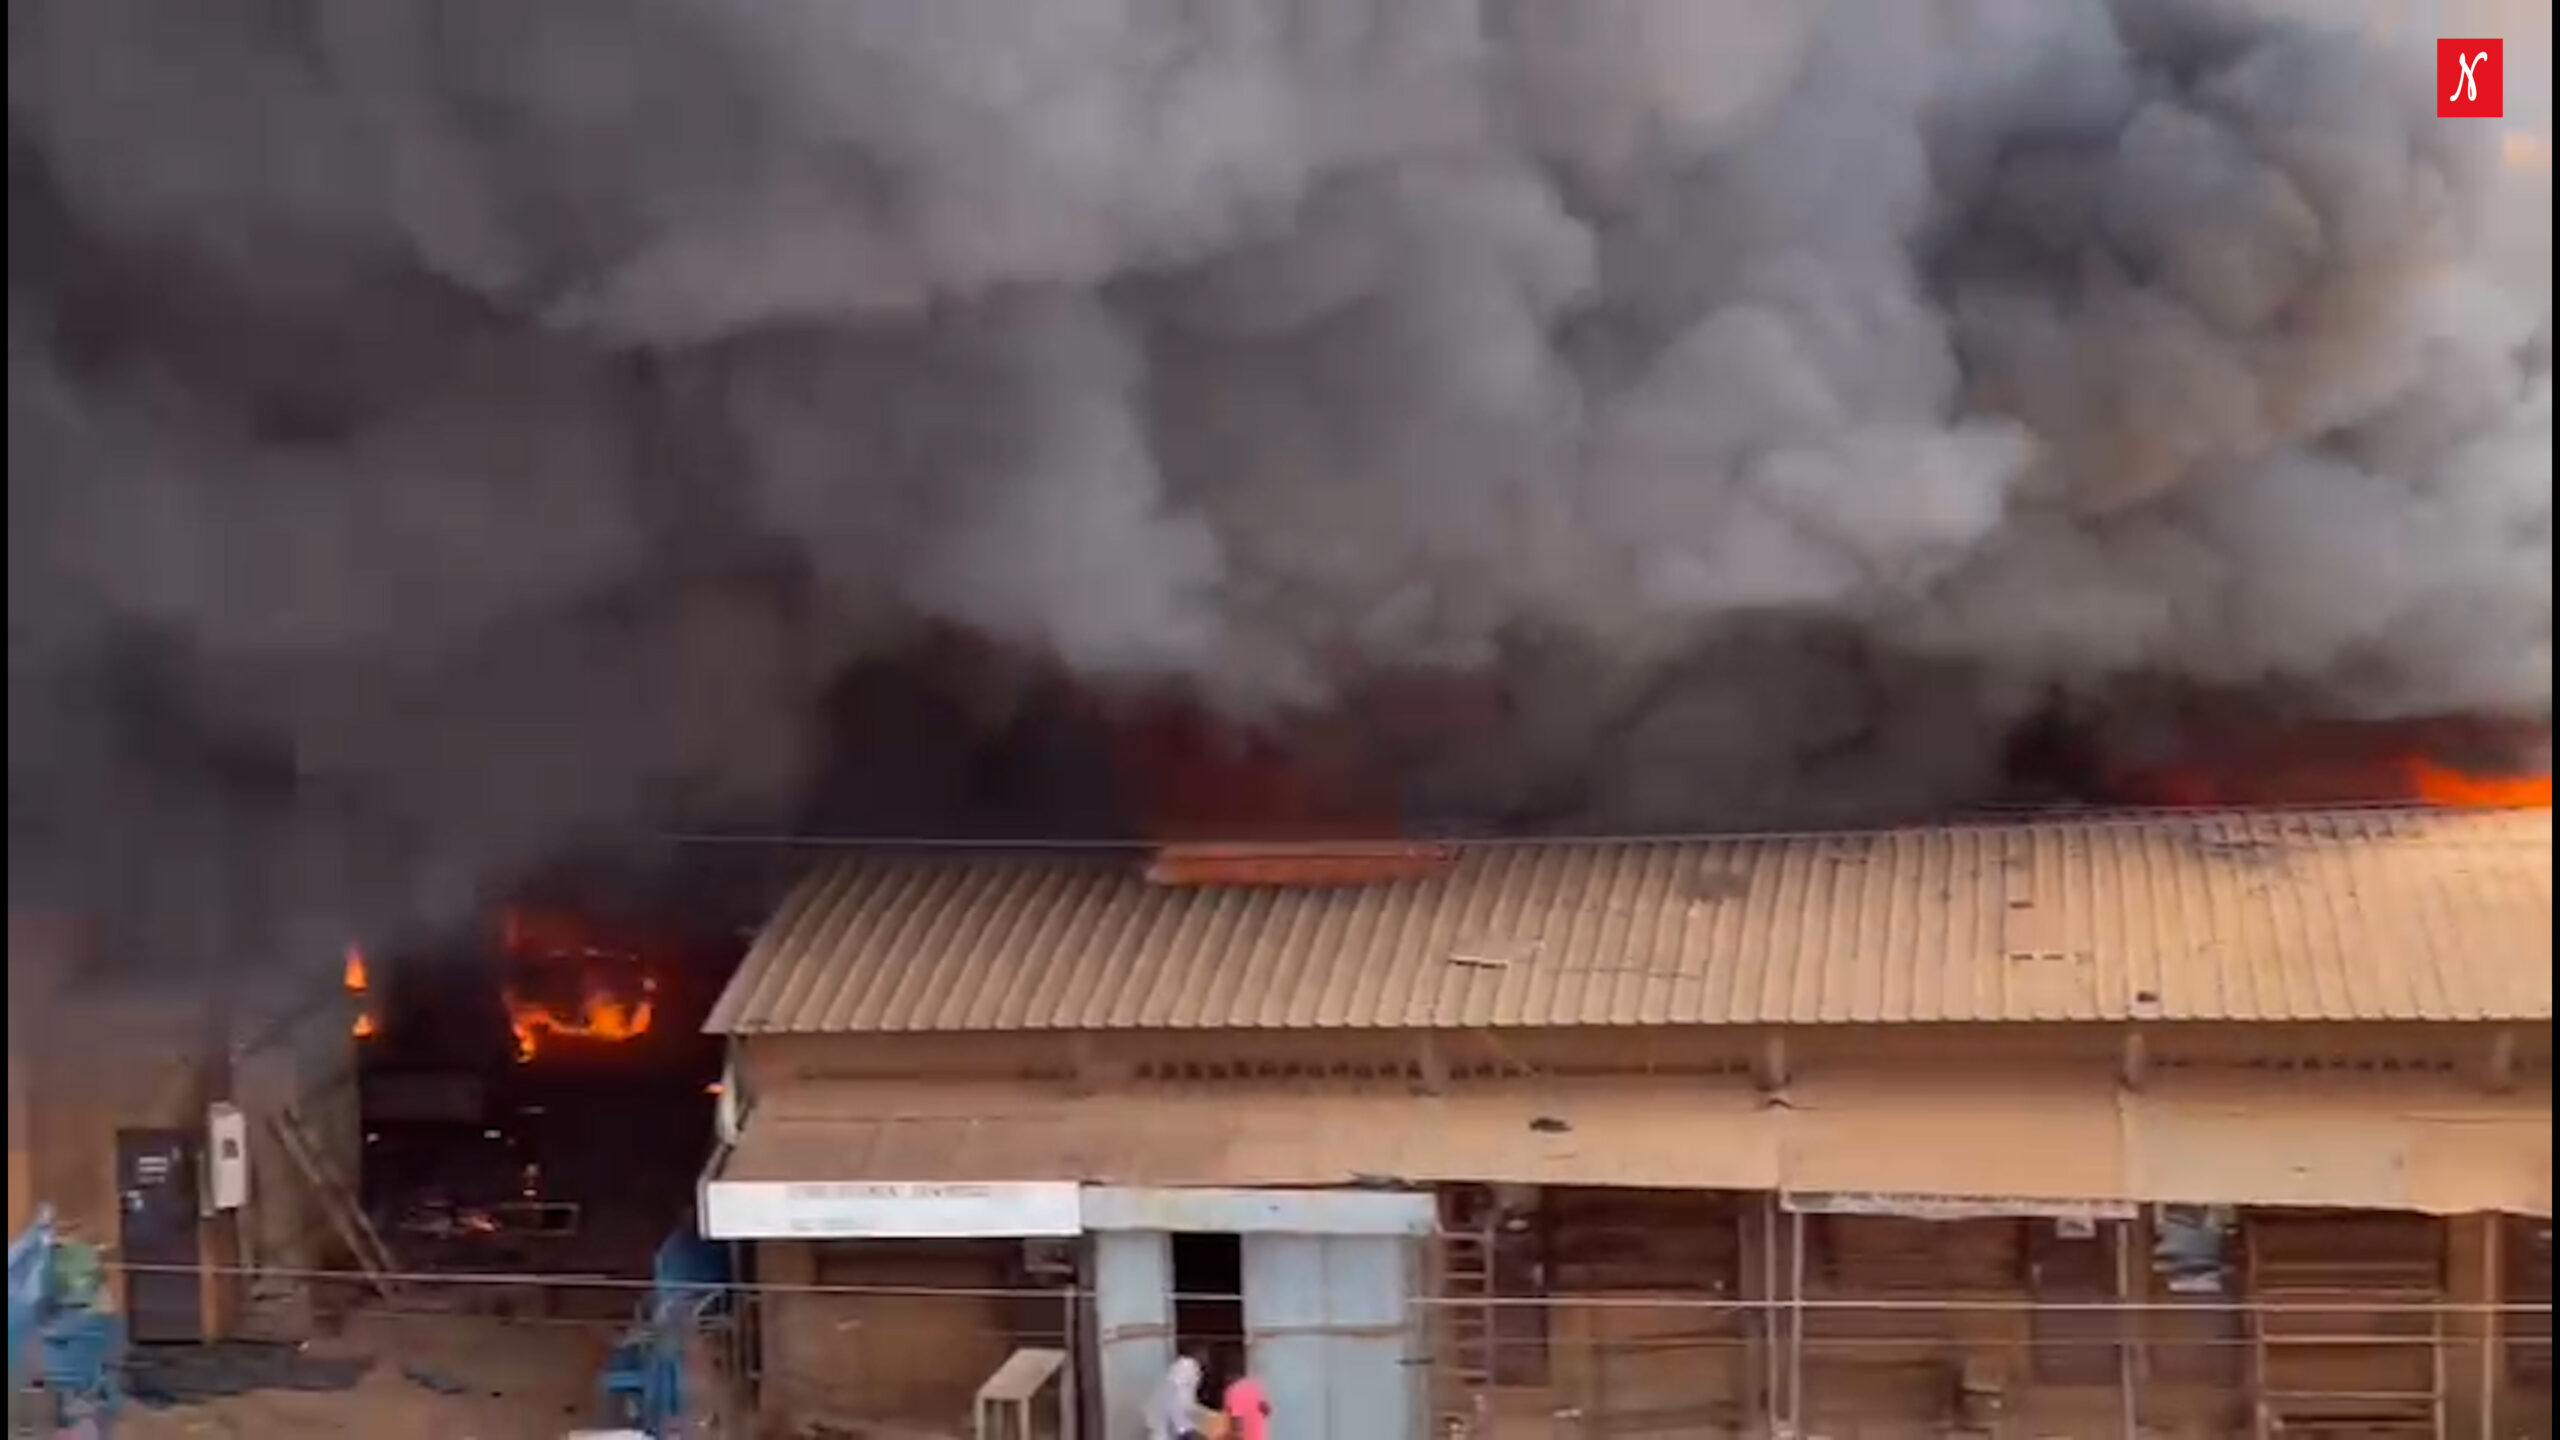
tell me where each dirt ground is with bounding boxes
[112,1309,622,1440]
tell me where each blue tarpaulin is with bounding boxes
[8,1207,57,1386]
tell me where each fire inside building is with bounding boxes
[662,709,2553,1440]
[6,703,2552,1440]
[694,809,2552,1440]
[348,896,744,1303]
[8,901,750,1331]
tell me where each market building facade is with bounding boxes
[696,807,2553,1439]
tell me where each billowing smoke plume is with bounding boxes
[8,0,2550,967]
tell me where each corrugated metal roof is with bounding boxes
[706,807,2554,1034]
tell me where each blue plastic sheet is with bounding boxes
[8,1206,58,1386]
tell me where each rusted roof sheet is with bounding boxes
[706,807,2553,1034]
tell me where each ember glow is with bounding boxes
[1115,700,1396,844]
[2101,718,2553,812]
[1144,840,1460,887]
[2405,759,2555,811]
[345,944,377,1040]
[495,906,660,1063]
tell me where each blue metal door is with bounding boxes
[1240,1234,1419,1440]
[1093,1230,1175,1437]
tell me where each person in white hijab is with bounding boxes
[1142,1354,1206,1440]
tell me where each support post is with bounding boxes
[2116,1216,2139,1440]
[1414,1033,1449,1096]
[1757,1192,1780,1435]
[2478,1216,2503,1440]
[1063,1282,1082,1440]
[1786,1208,1807,1436]
[2118,1028,2150,1092]
[1754,1032,1791,1094]
[2478,1029,2517,1094]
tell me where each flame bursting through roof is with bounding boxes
[2100,716,2552,813]
[8,0,2550,973]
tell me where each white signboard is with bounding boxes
[1781,1190,2137,1222]
[700,1180,1082,1240]
[1083,1186,1436,1237]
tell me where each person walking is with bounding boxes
[1143,1354,1207,1440]
[1220,1357,1273,1440]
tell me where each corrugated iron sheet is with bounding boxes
[707,808,2553,1034]
[713,1075,2554,1216]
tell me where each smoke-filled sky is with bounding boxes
[7,0,2552,970]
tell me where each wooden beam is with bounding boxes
[2479,1028,2517,1094]
[1414,1033,1450,1096]
[2118,1028,2150,1092]
[1754,1032,1791,1093]
[1067,1032,1133,1096]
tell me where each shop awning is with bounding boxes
[700,1079,1785,1237]
[702,1072,2553,1239]
[1777,1072,2135,1214]
[2121,1075,2552,1217]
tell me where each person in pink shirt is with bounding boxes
[1219,1358,1272,1440]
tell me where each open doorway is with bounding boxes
[1170,1232,1245,1395]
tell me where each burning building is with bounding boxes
[494,905,666,1064]
[3,0,2554,1432]
[347,898,740,1296]
[697,805,2552,1439]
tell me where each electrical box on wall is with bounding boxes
[206,1102,251,1212]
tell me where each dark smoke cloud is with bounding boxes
[8,0,2549,968]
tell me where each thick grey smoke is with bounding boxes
[8,0,2550,966]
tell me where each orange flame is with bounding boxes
[496,906,659,1062]
[345,944,378,1040]
[2405,758,2554,810]
[2101,718,2551,812]
[504,975,658,1063]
